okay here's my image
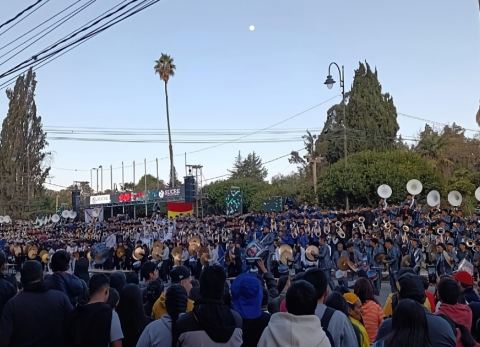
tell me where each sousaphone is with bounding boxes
[448,190,463,207]
[475,187,480,202]
[426,190,441,208]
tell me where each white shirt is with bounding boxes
[162,246,170,261]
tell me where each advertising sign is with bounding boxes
[89,194,111,205]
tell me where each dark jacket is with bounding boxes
[242,312,270,347]
[66,302,112,347]
[0,287,73,347]
[176,300,243,347]
[0,273,16,317]
[44,272,87,306]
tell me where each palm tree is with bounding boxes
[154,53,176,187]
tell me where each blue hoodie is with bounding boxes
[44,272,87,306]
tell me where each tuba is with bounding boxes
[335,221,345,238]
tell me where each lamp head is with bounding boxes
[324,75,335,89]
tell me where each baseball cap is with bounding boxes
[454,271,474,286]
[343,292,360,305]
[170,266,191,283]
[231,273,262,319]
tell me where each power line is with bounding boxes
[0,0,96,64]
[0,0,161,79]
[0,0,44,33]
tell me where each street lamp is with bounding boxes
[91,168,98,193]
[99,165,103,192]
[324,62,349,210]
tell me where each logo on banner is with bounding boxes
[90,195,111,205]
[160,189,180,198]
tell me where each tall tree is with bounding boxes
[229,151,267,180]
[154,53,176,187]
[0,68,50,217]
[135,174,166,191]
[317,62,399,163]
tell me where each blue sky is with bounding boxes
[0,0,479,192]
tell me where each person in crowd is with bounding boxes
[435,277,476,347]
[0,250,16,317]
[268,275,289,314]
[152,266,193,319]
[375,273,456,347]
[302,267,358,347]
[67,273,123,347]
[231,273,270,347]
[175,265,243,346]
[422,276,435,312]
[384,239,400,293]
[107,287,121,310]
[44,250,88,306]
[343,292,370,347]
[141,261,163,316]
[136,284,188,347]
[454,271,480,304]
[117,284,151,347]
[258,280,331,347]
[110,271,127,293]
[0,260,73,347]
[373,299,432,347]
[73,255,90,286]
[354,277,384,343]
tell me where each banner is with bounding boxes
[167,202,193,218]
[90,194,111,205]
[85,207,104,223]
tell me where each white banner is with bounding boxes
[90,194,111,205]
[85,207,104,223]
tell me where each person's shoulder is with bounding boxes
[230,308,243,327]
[427,312,455,330]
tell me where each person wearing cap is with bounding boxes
[456,242,471,263]
[0,250,16,317]
[231,273,270,347]
[375,273,456,347]
[436,243,454,276]
[454,271,480,304]
[0,260,73,347]
[258,280,331,347]
[44,249,88,306]
[136,284,188,347]
[343,292,370,347]
[175,265,243,347]
[151,265,194,320]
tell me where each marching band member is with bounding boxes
[384,239,400,293]
[318,236,334,290]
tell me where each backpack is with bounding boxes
[320,307,336,347]
[437,313,476,347]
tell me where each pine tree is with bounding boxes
[317,62,399,163]
[0,68,50,217]
[229,151,267,180]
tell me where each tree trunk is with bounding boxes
[164,81,174,188]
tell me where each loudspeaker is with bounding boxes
[184,176,196,203]
[72,190,81,214]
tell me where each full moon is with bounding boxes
[249,25,255,31]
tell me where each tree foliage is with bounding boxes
[135,174,165,191]
[229,151,267,180]
[0,68,50,217]
[318,150,442,208]
[316,62,399,164]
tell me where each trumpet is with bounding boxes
[280,220,286,227]
[383,222,392,230]
[437,227,444,235]
[372,221,379,228]
[335,221,345,238]
[418,228,426,236]
[314,229,321,238]
[323,221,330,234]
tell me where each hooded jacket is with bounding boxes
[175,300,243,347]
[258,312,331,347]
[136,314,174,347]
[44,272,87,306]
[437,303,473,330]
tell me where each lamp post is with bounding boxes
[324,62,349,210]
[92,168,98,193]
[98,165,103,192]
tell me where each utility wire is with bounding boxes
[0,0,44,32]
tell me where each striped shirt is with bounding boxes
[362,299,384,343]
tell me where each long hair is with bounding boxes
[165,284,188,347]
[385,299,432,347]
[354,277,379,305]
[117,284,149,347]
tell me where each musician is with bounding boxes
[456,242,471,263]
[318,236,334,290]
[410,238,423,275]
[369,238,384,294]
[159,240,170,281]
[436,243,454,276]
[208,242,219,266]
[384,238,400,293]
[226,242,237,278]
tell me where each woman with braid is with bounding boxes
[136,284,188,347]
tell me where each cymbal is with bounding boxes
[374,252,386,264]
[39,250,49,263]
[400,255,411,267]
[279,244,293,265]
[305,245,319,262]
[188,236,201,255]
[337,255,350,271]
[132,246,145,261]
[171,246,183,262]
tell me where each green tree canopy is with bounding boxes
[229,151,268,180]
[135,174,166,191]
[317,62,399,164]
[318,150,443,208]
[0,68,50,217]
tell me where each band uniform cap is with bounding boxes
[454,271,474,286]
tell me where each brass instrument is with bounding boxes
[323,220,330,235]
[372,221,379,228]
[304,218,308,225]
[335,221,345,238]
[402,225,410,232]
[314,228,322,238]
[291,229,299,238]
[437,227,445,235]
[280,220,286,227]
[466,239,475,248]
[358,216,366,234]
